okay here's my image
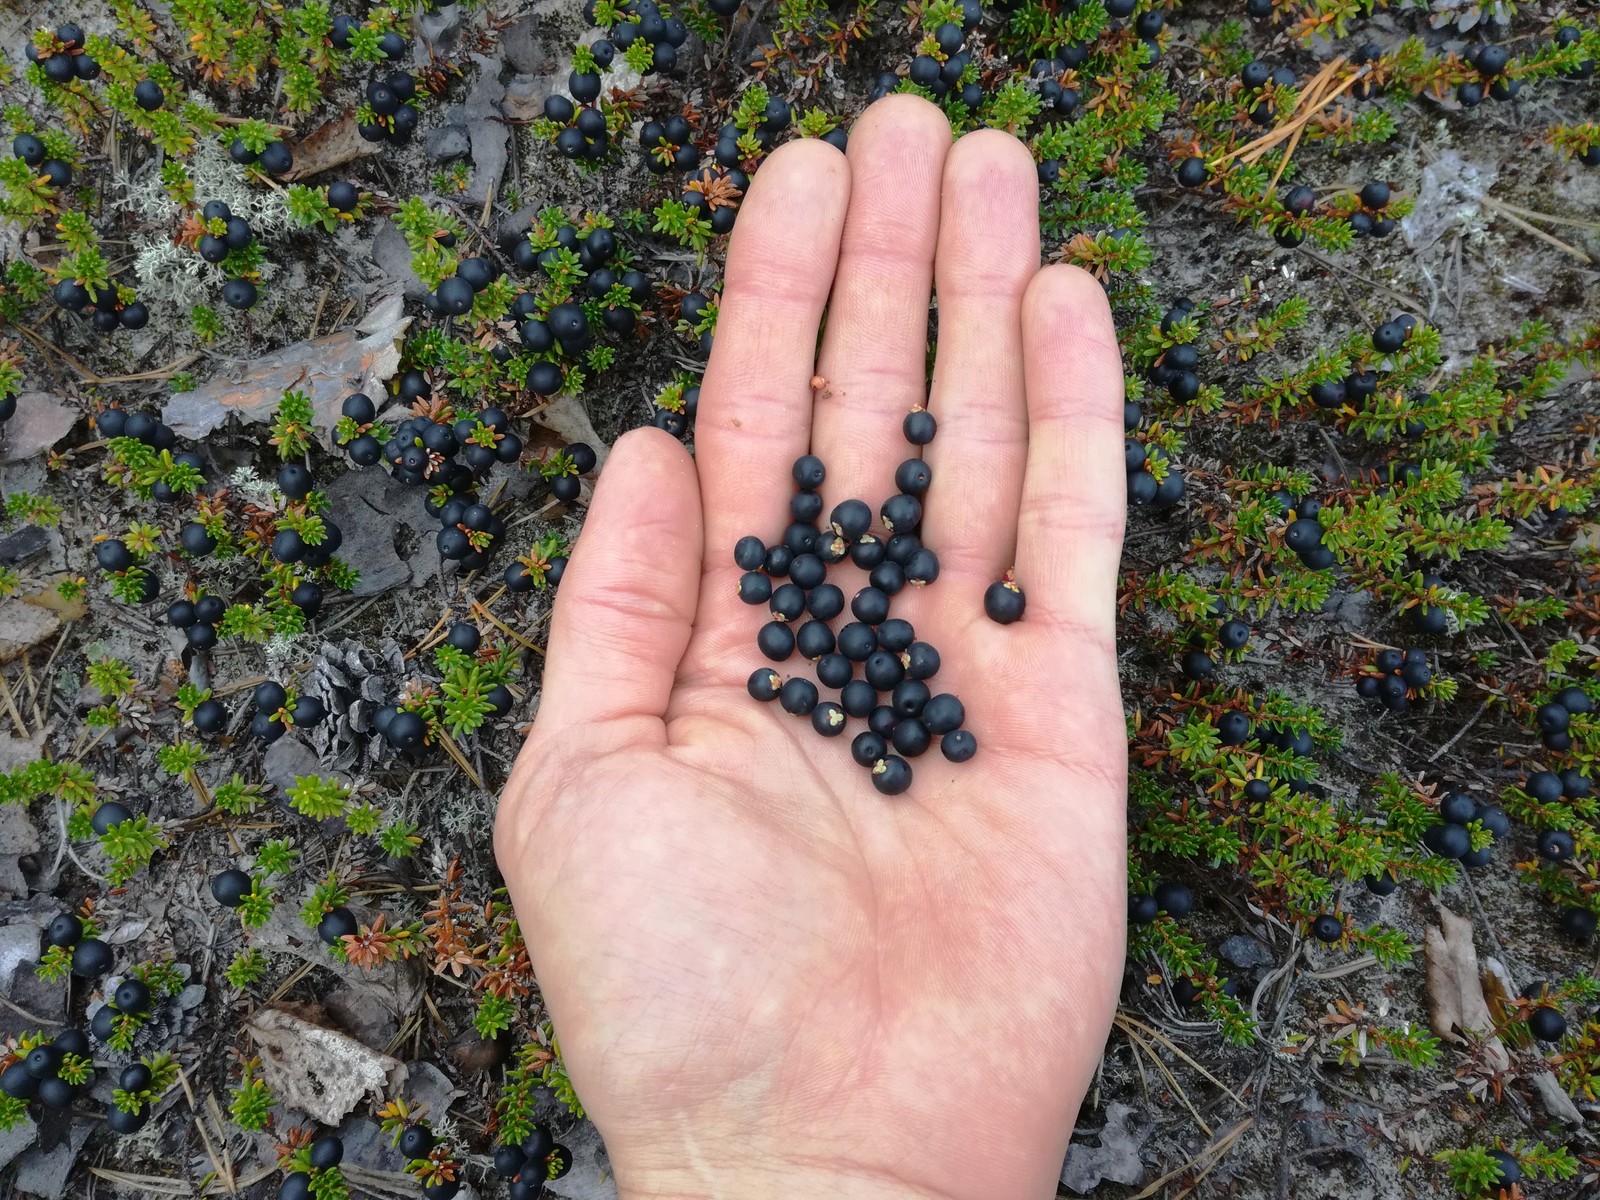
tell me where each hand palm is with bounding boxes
[498,98,1128,1200]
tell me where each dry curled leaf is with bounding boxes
[247,1005,406,1126]
[1423,902,1509,1070]
[282,115,384,182]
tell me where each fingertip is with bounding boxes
[945,126,1035,191]
[536,426,705,740]
[937,129,1040,294]
[608,424,694,474]
[1023,265,1121,362]
[852,92,952,145]
[723,139,850,295]
[752,136,851,204]
[590,426,703,546]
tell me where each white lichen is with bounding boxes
[121,136,284,313]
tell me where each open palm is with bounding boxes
[496,96,1127,1200]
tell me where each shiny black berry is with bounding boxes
[114,978,151,1014]
[310,1134,344,1169]
[984,581,1024,624]
[212,869,253,907]
[757,621,795,662]
[871,755,912,795]
[792,455,825,489]
[837,622,877,662]
[1154,880,1193,917]
[399,1124,435,1159]
[940,729,977,762]
[811,702,847,737]
[317,907,358,945]
[734,536,766,570]
[71,937,113,977]
[903,408,937,444]
[779,678,819,715]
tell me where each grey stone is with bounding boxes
[501,17,553,74]
[418,6,464,54]
[0,526,48,565]
[1295,1091,1338,1149]
[163,293,409,441]
[402,1060,459,1126]
[546,1120,616,1200]
[177,983,207,1010]
[0,920,40,997]
[371,221,425,299]
[320,468,442,595]
[326,978,402,1048]
[340,1115,385,1168]
[0,600,59,666]
[1060,1103,1153,1193]
[462,54,509,208]
[0,1115,37,1172]
[254,903,423,1050]
[1323,586,1373,630]
[262,735,322,796]
[321,472,410,596]
[504,72,559,122]
[12,1118,89,1197]
[1220,934,1275,970]
[498,204,543,248]
[0,805,39,898]
[427,123,471,163]
[1,919,65,1037]
[405,524,442,587]
[0,393,78,463]
[0,805,40,858]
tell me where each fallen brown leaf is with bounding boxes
[282,115,383,182]
[1422,902,1509,1070]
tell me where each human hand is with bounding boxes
[495,95,1127,1200]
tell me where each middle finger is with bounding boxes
[809,96,951,517]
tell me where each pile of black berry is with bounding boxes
[51,272,149,332]
[738,407,1005,796]
[91,408,202,489]
[195,199,263,310]
[639,113,700,173]
[1526,768,1592,869]
[250,679,328,743]
[329,13,408,60]
[1277,492,1334,570]
[1,914,156,1132]
[167,591,241,654]
[1355,646,1431,713]
[0,1026,94,1117]
[1520,981,1569,1043]
[1419,789,1508,869]
[1346,180,1398,239]
[1457,43,1520,107]
[1178,608,1252,680]
[357,66,420,147]
[427,253,504,318]
[1531,684,1591,752]
[24,22,98,84]
[491,1121,574,1199]
[1124,301,1192,509]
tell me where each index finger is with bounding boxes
[696,141,850,568]
[1011,265,1126,637]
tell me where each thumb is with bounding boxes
[532,426,703,744]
